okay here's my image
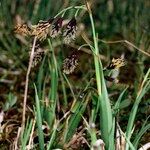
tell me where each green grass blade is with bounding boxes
[82,116,97,148]
[34,84,45,150]
[113,87,128,112]
[44,39,58,127]
[133,116,150,149]
[47,120,58,150]
[88,6,114,149]
[21,119,33,150]
[126,69,150,150]
[64,93,90,143]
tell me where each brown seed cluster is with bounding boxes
[28,45,45,67]
[50,17,63,38]
[14,17,77,43]
[63,18,77,44]
[107,57,126,70]
[32,48,45,67]
[63,51,79,74]
[31,19,54,41]
[105,56,126,83]
[14,17,79,73]
[14,24,30,36]
[31,45,45,67]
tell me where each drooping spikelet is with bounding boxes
[30,45,45,67]
[50,17,63,38]
[63,18,77,44]
[14,23,31,36]
[31,18,54,41]
[63,51,79,74]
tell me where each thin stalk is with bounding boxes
[63,73,77,109]
[27,118,36,150]
[22,37,37,130]
[59,69,67,107]
[54,5,86,18]
[99,39,150,57]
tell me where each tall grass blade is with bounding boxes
[133,116,150,149]
[87,4,114,149]
[21,119,33,150]
[44,39,58,127]
[47,120,58,150]
[64,93,90,143]
[126,69,150,150]
[34,84,44,150]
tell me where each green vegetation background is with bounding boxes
[0,0,150,149]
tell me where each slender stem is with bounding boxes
[85,2,103,95]
[22,37,37,130]
[78,43,94,51]
[89,12,102,97]
[27,118,36,150]
[85,2,103,149]
[63,73,76,101]
[99,39,150,57]
[54,5,86,18]
[75,8,80,18]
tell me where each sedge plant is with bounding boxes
[2,1,149,149]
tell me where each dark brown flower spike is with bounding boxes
[63,51,79,74]
[14,23,30,36]
[63,18,77,44]
[29,45,45,67]
[50,17,63,38]
[31,18,54,41]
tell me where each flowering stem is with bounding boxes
[75,8,80,18]
[78,43,94,51]
[22,37,37,131]
[54,5,86,18]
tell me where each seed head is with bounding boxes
[107,57,126,69]
[105,56,126,83]
[63,51,79,74]
[63,18,77,44]
[14,23,30,36]
[30,46,45,67]
[31,18,54,41]
[50,17,63,38]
